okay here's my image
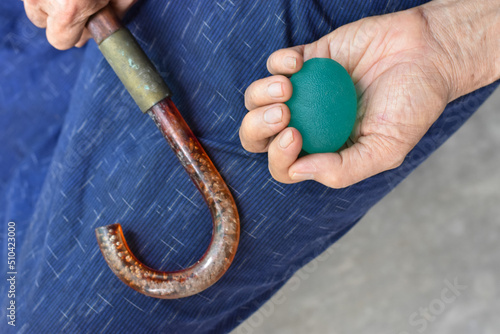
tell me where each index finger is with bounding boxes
[266,45,305,75]
[45,1,107,50]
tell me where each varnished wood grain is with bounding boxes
[87,6,122,45]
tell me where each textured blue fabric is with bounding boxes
[1,0,498,333]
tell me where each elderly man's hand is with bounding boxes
[23,0,137,49]
[240,0,499,188]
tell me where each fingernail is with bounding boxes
[268,82,284,98]
[264,106,283,124]
[290,162,317,180]
[291,173,315,181]
[279,129,294,148]
[285,56,296,69]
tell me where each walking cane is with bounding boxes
[87,6,240,299]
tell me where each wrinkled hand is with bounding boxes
[240,8,454,188]
[23,0,138,49]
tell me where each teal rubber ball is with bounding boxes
[286,58,357,154]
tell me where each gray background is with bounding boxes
[234,88,500,334]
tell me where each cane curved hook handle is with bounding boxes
[87,7,240,299]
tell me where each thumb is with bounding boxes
[288,134,406,188]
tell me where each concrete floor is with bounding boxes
[234,88,500,334]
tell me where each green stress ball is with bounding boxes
[286,58,357,154]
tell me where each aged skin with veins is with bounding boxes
[239,0,500,189]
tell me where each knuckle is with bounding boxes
[240,141,254,153]
[25,11,38,25]
[325,176,340,189]
[58,11,77,28]
[239,140,251,152]
[268,155,293,184]
[268,164,283,183]
[239,127,264,153]
[239,112,263,142]
[46,32,66,50]
[240,113,258,141]
[238,127,250,149]
[325,174,349,189]
[25,0,38,8]
[390,157,405,169]
[265,55,273,72]
[25,3,45,27]
[58,0,76,12]
[55,0,82,27]
[243,85,256,110]
[266,53,278,72]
